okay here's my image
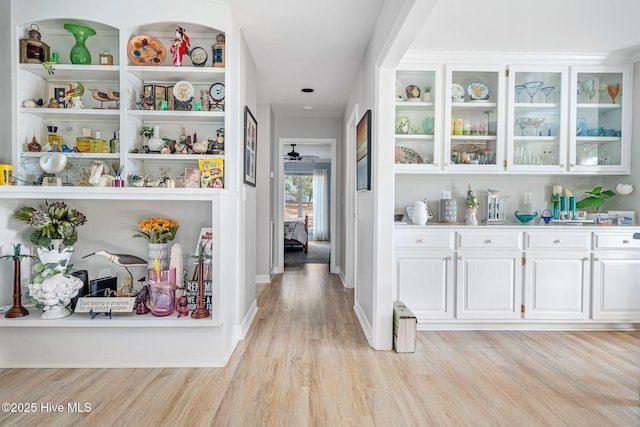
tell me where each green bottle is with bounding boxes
[110,131,119,153]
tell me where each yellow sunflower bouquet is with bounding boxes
[133,217,179,243]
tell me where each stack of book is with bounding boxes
[393,301,416,353]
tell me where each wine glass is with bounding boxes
[540,86,555,103]
[607,83,620,103]
[530,117,545,136]
[516,117,530,136]
[514,85,525,103]
[582,79,595,102]
[522,81,543,103]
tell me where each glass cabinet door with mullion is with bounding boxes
[506,65,568,173]
[569,65,632,174]
[394,68,442,172]
[444,64,504,172]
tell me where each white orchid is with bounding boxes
[616,183,633,195]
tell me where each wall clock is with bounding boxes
[209,82,225,111]
[190,46,207,67]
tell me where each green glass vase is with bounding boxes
[63,23,96,65]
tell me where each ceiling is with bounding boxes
[229,0,385,118]
[227,0,640,120]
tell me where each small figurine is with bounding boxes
[47,97,60,108]
[170,26,190,67]
[176,295,189,318]
[28,135,41,152]
[135,285,150,315]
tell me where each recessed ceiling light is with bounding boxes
[301,88,314,93]
[303,105,313,110]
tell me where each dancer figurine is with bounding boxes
[170,26,190,66]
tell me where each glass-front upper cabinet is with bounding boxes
[394,67,442,172]
[444,64,505,172]
[506,65,568,172]
[569,65,632,174]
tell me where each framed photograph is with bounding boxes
[140,84,154,110]
[244,106,257,187]
[596,213,618,226]
[153,85,167,110]
[609,210,635,225]
[48,83,71,108]
[356,109,372,191]
[184,168,201,188]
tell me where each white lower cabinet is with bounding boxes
[394,229,455,320]
[523,231,590,320]
[523,251,590,320]
[592,232,640,321]
[394,227,640,327]
[455,229,523,319]
[456,250,522,319]
[395,249,454,319]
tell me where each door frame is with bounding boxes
[275,137,337,274]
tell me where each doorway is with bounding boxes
[275,138,337,274]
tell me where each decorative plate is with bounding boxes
[467,82,490,101]
[190,46,208,67]
[395,147,424,164]
[127,35,167,66]
[173,81,194,102]
[452,83,465,101]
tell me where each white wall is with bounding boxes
[239,29,258,336]
[255,103,273,281]
[344,0,433,350]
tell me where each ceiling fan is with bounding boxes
[285,144,303,160]
[284,144,319,162]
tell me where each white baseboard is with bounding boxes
[353,299,373,347]
[238,299,258,339]
[255,274,271,284]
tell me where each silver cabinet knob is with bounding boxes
[623,240,630,244]
[416,238,424,244]
[553,239,561,244]
[485,239,493,244]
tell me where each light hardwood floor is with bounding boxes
[1,263,639,426]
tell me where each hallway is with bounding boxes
[0,264,639,426]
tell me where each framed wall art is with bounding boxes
[356,109,372,191]
[244,106,257,187]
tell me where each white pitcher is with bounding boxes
[412,200,428,225]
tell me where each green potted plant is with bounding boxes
[576,183,634,213]
[423,85,432,102]
[138,126,154,149]
[15,200,87,249]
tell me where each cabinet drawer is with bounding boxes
[457,231,521,250]
[525,232,590,250]
[394,230,454,249]
[594,232,640,250]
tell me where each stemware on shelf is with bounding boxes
[514,85,525,103]
[607,83,620,103]
[582,79,595,102]
[522,81,543,103]
[516,117,529,136]
[530,117,545,136]
[540,86,555,103]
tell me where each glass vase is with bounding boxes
[63,23,96,65]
